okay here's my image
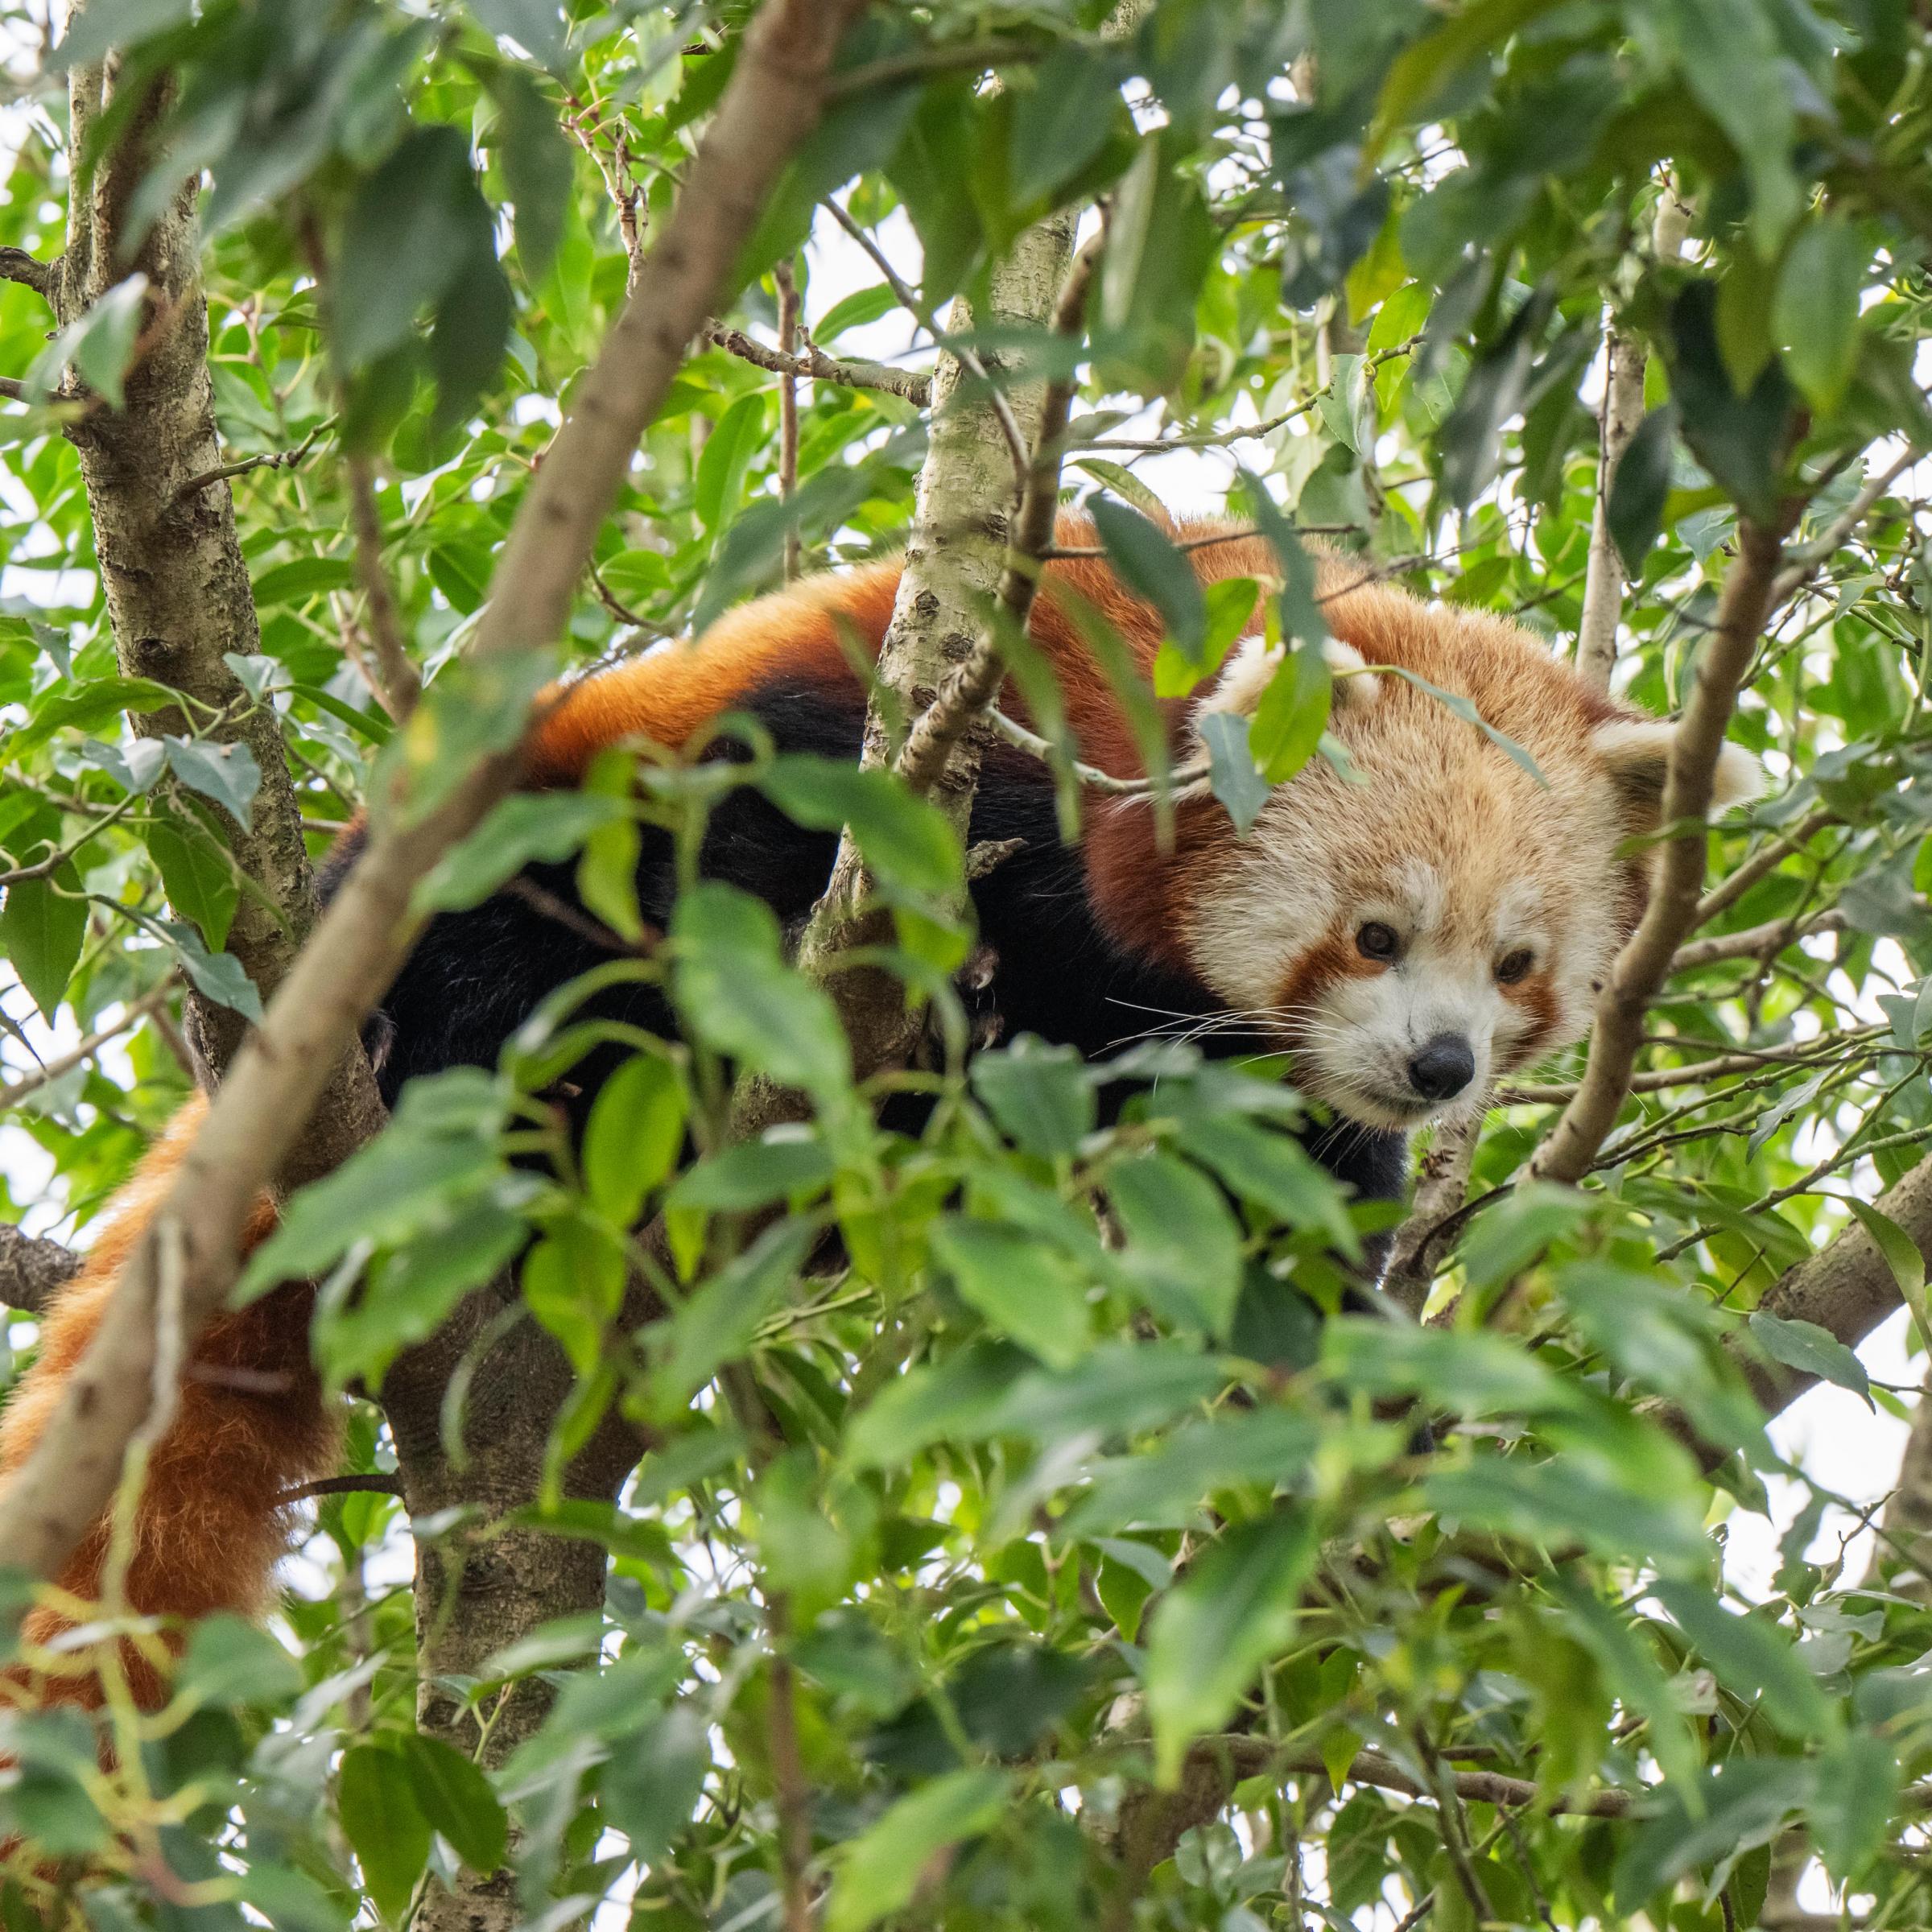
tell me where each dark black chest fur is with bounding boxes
[320,675,1409,1215]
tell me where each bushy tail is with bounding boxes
[0,1100,338,1708]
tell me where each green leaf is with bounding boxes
[336,127,485,369]
[759,755,960,898]
[1608,404,1678,575]
[667,1133,834,1213]
[1061,1410,1324,1540]
[824,1768,1012,1932]
[147,822,239,952]
[415,791,627,913]
[970,1038,1095,1160]
[35,275,150,409]
[464,0,566,70]
[811,283,899,344]
[1071,458,1168,522]
[844,1340,1030,1468]
[147,915,265,1022]
[163,736,261,831]
[600,1706,711,1865]
[1843,1199,1928,1331]
[315,1206,527,1389]
[397,1734,508,1875]
[1616,1760,1810,1910]
[522,1220,625,1375]
[1249,641,1333,786]
[930,1219,1093,1369]
[1748,1311,1871,1406]
[1774,219,1864,411]
[50,0,192,68]
[175,1616,302,1709]
[237,1073,508,1298]
[671,882,851,1104]
[1175,1115,1356,1255]
[6,676,175,758]
[1651,1581,1834,1739]
[1107,1151,1244,1338]
[1665,282,1796,523]
[1088,497,1207,659]
[1439,285,1552,510]
[2,869,87,1022]
[1810,1728,1898,1882]
[1653,0,1800,253]
[694,392,766,534]
[1144,1513,1318,1783]
[1199,709,1269,836]
[493,69,575,277]
[648,1220,815,1415]
[1426,1455,1711,1571]
[336,1744,431,1922]
[582,1051,687,1226]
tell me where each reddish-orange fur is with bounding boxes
[0,1101,334,1710]
[0,514,1339,1703]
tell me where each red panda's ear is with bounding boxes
[1590,718,1765,819]
[1194,634,1381,734]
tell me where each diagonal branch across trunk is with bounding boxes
[0,0,873,1592]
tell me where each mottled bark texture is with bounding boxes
[791,213,1078,1088]
[0,1221,81,1315]
[52,51,373,1137]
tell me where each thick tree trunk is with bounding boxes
[382,1292,646,1932]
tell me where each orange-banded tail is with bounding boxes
[0,1100,336,1709]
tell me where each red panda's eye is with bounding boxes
[1356,921,1400,962]
[1496,948,1534,985]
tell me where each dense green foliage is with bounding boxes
[2,2,1931,1929]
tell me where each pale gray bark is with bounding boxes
[52,47,370,1133]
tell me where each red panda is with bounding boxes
[0,513,1761,1705]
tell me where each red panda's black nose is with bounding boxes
[1408,1034,1476,1103]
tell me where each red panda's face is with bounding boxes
[1174,587,1762,1132]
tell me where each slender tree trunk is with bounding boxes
[796,213,1077,1082]
[52,52,366,1126]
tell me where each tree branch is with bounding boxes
[0,1221,82,1315]
[1574,324,1647,691]
[894,229,1104,797]
[1530,518,1789,1187]
[345,452,421,721]
[0,0,874,1591]
[1724,1149,1932,1417]
[50,54,359,1111]
[704,323,932,406]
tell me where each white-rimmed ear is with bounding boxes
[1194,634,1381,730]
[1591,717,1766,817]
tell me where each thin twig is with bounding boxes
[170,419,327,507]
[823,196,1032,486]
[766,1593,815,1932]
[276,1472,405,1505]
[987,705,1207,797]
[1693,807,1835,927]
[344,452,421,720]
[775,258,802,582]
[0,979,179,1109]
[704,324,932,405]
